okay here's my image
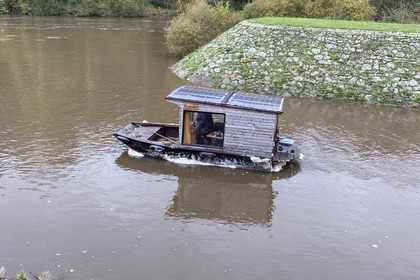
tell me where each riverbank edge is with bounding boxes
[171,21,419,108]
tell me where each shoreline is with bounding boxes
[171,21,419,108]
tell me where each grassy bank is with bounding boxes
[250,17,420,33]
[172,20,419,107]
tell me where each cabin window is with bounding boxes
[182,111,225,148]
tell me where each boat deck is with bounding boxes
[131,125,162,140]
[129,124,179,145]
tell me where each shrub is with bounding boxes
[213,0,243,33]
[304,0,376,21]
[111,0,148,17]
[379,2,419,23]
[11,0,149,16]
[243,0,300,19]
[27,0,69,15]
[149,0,177,9]
[1,0,8,14]
[165,0,216,56]
[244,0,376,21]
[165,0,242,57]
[69,0,99,16]
[371,0,418,22]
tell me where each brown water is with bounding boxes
[1,16,419,280]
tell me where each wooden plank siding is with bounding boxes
[224,111,276,158]
[169,100,278,158]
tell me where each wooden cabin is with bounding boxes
[166,86,284,160]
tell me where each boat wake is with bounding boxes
[165,155,284,172]
[127,148,145,158]
[126,148,286,172]
[163,154,238,169]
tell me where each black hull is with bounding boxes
[113,122,301,172]
[114,132,271,171]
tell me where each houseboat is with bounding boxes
[114,86,301,172]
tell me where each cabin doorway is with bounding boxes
[182,111,225,148]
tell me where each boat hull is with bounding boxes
[114,122,300,172]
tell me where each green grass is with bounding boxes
[249,17,420,33]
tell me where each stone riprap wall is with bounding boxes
[171,21,419,107]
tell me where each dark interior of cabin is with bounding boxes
[182,111,225,148]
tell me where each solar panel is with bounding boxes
[166,86,283,113]
[228,92,283,112]
[167,86,228,104]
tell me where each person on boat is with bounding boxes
[196,112,214,145]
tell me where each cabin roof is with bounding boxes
[166,86,284,114]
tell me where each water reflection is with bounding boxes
[167,176,276,226]
[115,152,300,226]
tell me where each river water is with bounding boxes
[0,16,419,280]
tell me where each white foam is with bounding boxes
[271,164,283,172]
[250,156,271,163]
[127,148,144,158]
[163,154,237,169]
[127,149,286,172]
